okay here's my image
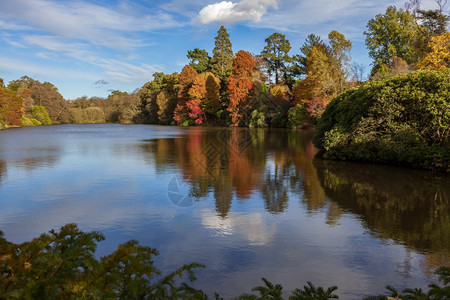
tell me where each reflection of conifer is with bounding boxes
[214,175,233,218]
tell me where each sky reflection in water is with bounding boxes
[0,124,448,299]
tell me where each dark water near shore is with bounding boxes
[0,124,448,298]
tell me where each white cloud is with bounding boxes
[198,0,277,24]
[0,0,181,49]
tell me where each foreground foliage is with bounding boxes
[1,224,449,299]
[313,70,450,171]
[0,224,204,299]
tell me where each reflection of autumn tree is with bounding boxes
[213,175,233,218]
[315,159,450,268]
[0,159,5,182]
[288,131,327,212]
[138,128,335,219]
[228,145,257,200]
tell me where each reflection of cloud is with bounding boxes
[201,209,275,245]
[198,0,277,24]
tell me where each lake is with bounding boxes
[0,124,448,298]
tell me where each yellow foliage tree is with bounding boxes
[418,32,450,71]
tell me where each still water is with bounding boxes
[0,124,448,298]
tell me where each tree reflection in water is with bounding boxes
[138,127,449,273]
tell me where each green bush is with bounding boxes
[248,107,268,128]
[29,105,52,125]
[0,116,5,129]
[21,115,42,126]
[270,107,288,128]
[314,70,450,171]
[287,104,309,128]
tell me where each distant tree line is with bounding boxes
[0,0,448,130]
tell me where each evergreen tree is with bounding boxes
[212,26,234,83]
[187,48,212,73]
[291,34,324,78]
[261,32,292,84]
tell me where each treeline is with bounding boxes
[0,1,448,130]
[0,76,140,129]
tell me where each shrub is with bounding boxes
[314,70,450,171]
[29,105,52,125]
[287,104,309,128]
[0,116,6,129]
[21,115,41,126]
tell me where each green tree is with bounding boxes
[328,30,352,94]
[203,72,221,117]
[0,224,205,298]
[291,34,324,78]
[187,48,212,73]
[212,26,234,83]
[139,72,178,124]
[261,32,292,84]
[364,6,419,72]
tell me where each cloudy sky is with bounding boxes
[0,0,445,99]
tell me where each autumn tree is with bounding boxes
[29,81,70,123]
[212,26,234,84]
[227,50,256,126]
[261,32,292,84]
[0,86,23,126]
[174,65,198,124]
[156,91,175,124]
[364,6,419,73]
[291,34,324,78]
[292,44,335,121]
[187,48,212,73]
[186,73,207,125]
[106,91,140,123]
[418,32,450,70]
[328,30,352,94]
[203,72,221,117]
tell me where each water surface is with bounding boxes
[0,124,448,298]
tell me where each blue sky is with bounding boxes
[0,0,444,99]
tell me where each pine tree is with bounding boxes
[212,26,234,83]
[261,32,292,84]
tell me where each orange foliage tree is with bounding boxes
[187,73,207,125]
[227,50,256,126]
[173,65,198,124]
[0,87,23,126]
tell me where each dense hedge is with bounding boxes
[313,70,450,171]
